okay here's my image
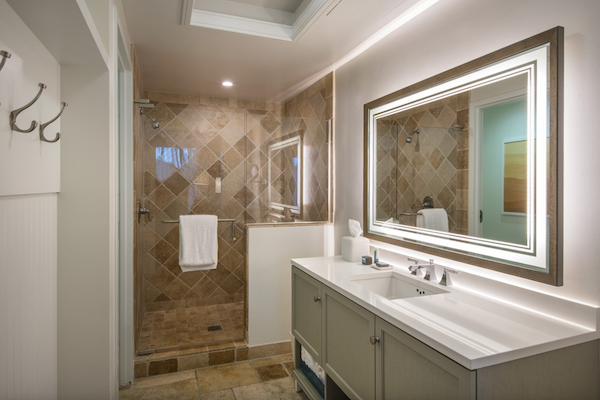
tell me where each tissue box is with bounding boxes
[341,236,370,262]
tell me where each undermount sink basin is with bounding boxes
[346,271,448,300]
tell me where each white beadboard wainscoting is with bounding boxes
[0,193,58,400]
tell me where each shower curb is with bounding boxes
[134,340,292,379]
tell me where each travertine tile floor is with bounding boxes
[120,354,309,400]
[139,302,245,351]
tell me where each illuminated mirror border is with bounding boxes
[268,135,302,215]
[363,27,563,286]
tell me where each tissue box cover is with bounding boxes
[341,236,369,262]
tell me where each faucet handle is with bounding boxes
[407,258,419,275]
[423,269,431,281]
[439,267,458,286]
[422,259,436,281]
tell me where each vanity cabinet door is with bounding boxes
[322,286,376,400]
[375,317,476,400]
[292,267,323,363]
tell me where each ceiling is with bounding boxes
[122,0,430,102]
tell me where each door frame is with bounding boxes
[468,88,526,237]
[117,24,134,387]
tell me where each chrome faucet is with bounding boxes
[407,258,436,281]
[439,267,458,286]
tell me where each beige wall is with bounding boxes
[335,0,600,305]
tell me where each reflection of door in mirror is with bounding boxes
[469,74,528,246]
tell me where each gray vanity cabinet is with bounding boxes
[375,318,475,400]
[321,286,475,400]
[322,285,376,400]
[292,266,474,400]
[292,268,323,363]
[292,266,599,400]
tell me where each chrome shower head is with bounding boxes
[139,108,160,129]
[406,128,420,143]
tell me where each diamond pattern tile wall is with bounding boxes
[376,93,470,234]
[282,73,333,222]
[136,74,334,337]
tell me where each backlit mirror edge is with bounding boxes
[363,27,563,286]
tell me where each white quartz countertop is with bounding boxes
[291,256,600,370]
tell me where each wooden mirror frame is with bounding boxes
[363,27,563,286]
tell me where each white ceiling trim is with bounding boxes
[270,0,441,102]
[190,9,294,41]
[185,0,329,42]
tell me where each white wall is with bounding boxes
[0,1,61,398]
[0,0,61,195]
[334,0,600,305]
[58,65,112,400]
[247,224,334,346]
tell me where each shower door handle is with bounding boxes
[137,199,152,223]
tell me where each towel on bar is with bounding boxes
[179,215,218,272]
[416,208,449,232]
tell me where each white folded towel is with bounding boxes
[301,347,325,383]
[178,215,218,272]
[416,208,449,232]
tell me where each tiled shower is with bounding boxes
[133,73,333,354]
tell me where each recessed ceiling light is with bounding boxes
[222,81,233,87]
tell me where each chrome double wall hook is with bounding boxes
[10,83,47,133]
[39,102,67,143]
[0,50,10,72]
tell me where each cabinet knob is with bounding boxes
[313,296,321,302]
[370,336,380,345]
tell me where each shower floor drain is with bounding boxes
[207,325,223,332]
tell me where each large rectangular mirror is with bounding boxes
[364,27,563,285]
